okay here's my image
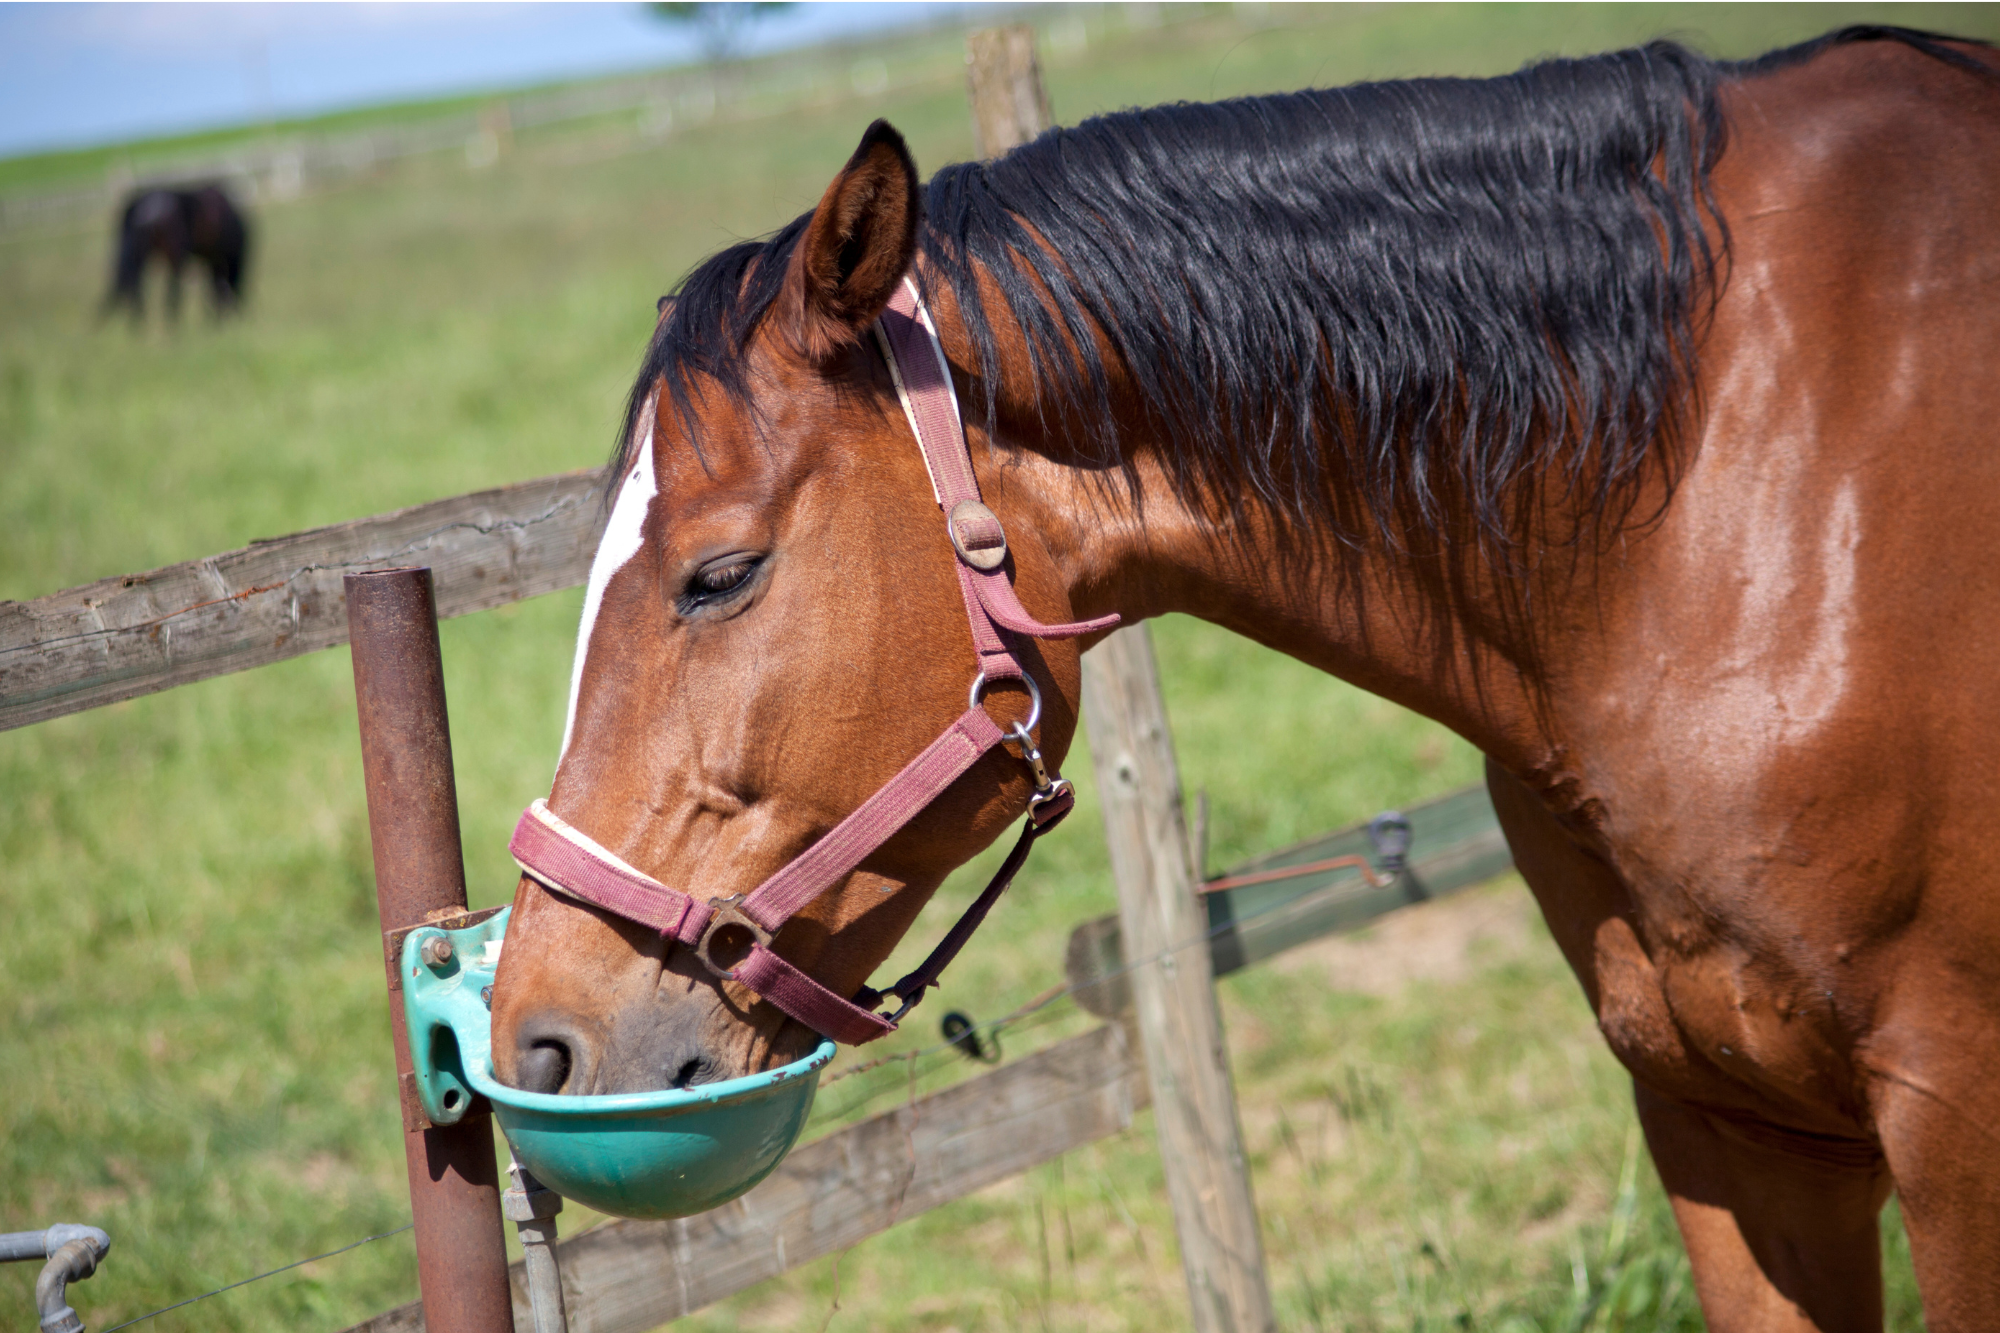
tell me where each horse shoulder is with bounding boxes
[1520,41,2000,1139]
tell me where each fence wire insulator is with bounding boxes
[941,1010,1002,1064]
[1367,810,1414,878]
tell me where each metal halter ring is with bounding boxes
[694,894,772,982]
[968,669,1042,737]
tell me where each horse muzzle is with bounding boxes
[400,907,835,1219]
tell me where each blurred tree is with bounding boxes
[648,3,793,65]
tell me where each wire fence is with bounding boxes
[808,851,1396,1127]
[95,1225,415,1333]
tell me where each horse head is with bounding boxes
[489,122,1115,1092]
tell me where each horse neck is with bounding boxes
[921,271,1602,776]
[978,418,1574,780]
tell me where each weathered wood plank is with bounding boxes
[1065,783,1516,1018]
[0,469,606,732]
[341,1022,1145,1333]
[1082,625,1276,1333]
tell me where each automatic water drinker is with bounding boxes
[400,908,835,1220]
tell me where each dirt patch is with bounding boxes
[1270,876,1540,997]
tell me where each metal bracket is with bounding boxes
[384,903,506,992]
[502,1179,564,1223]
[397,1070,436,1134]
[401,907,511,1127]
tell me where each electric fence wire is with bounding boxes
[94,1223,414,1332]
[811,856,1391,1123]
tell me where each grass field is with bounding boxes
[6,4,1993,1328]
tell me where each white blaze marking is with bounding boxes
[560,392,658,762]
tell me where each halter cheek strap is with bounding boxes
[508,276,1118,1046]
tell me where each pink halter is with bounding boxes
[509,277,1118,1045]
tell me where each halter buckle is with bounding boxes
[948,499,1009,571]
[693,894,772,982]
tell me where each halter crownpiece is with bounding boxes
[508,275,1119,1046]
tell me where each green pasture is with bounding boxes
[6,4,1989,1328]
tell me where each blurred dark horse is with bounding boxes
[103,185,250,322]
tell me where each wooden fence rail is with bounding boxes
[0,469,604,732]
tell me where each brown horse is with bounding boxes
[491,27,2000,1329]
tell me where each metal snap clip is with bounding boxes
[1006,720,1054,792]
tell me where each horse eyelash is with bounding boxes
[677,558,762,614]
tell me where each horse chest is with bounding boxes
[1503,756,1898,1137]
[1574,881,1863,1135]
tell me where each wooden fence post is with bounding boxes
[965,25,1053,157]
[965,26,1274,1331]
[1081,628,1277,1333]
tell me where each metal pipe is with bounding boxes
[346,567,513,1333]
[0,1232,51,1264]
[0,1227,110,1267]
[505,1157,569,1333]
[36,1239,100,1333]
[2,1227,111,1333]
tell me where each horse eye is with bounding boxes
[683,557,761,610]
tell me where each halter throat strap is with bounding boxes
[509,276,1118,1046]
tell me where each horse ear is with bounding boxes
[781,120,920,361]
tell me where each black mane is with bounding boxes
[625,26,1988,543]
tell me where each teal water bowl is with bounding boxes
[400,907,835,1220]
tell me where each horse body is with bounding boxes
[1506,47,2000,1320]
[103,185,249,321]
[492,30,2000,1328]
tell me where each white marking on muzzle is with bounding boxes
[560,391,659,762]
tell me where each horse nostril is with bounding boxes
[513,1014,594,1093]
[516,1039,574,1095]
[670,1057,713,1090]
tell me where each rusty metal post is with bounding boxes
[346,567,514,1333]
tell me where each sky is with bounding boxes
[0,2,973,160]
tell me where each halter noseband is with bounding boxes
[507,277,1119,1046]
